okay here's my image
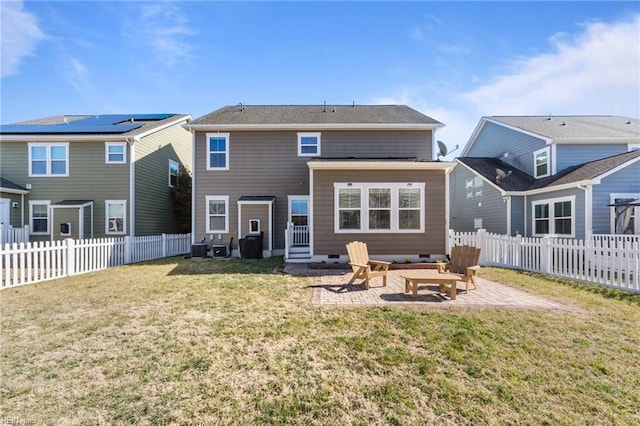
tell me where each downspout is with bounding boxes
[524,194,528,236]
[189,128,196,244]
[444,166,452,254]
[127,137,136,236]
[503,194,511,235]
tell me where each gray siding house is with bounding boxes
[186,104,453,262]
[450,116,640,238]
[0,114,192,241]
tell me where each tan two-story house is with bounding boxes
[186,104,453,262]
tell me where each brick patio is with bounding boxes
[282,264,574,310]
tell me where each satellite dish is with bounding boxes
[495,168,512,181]
[437,140,448,158]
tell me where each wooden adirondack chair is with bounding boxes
[346,241,390,289]
[444,245,481,293]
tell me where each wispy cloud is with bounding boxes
[66,57,91,95]
[1,1,46,78]
[125,2,197,67]
[376,15,640,157]
[461,16,640,116]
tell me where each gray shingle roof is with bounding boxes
[487,115,640,141]
[0,177,28,192]
[459,150,640,192]
[191,105,442,126]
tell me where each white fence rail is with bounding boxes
[0,224,30,245]
[449,230,640,293]
[1,233,191,289]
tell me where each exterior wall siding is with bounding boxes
[193,129,434,252]
[467,121,547,176]
[556,144,628,172]
[0,140,130,241]
[449,165,508,234]
[591,161,640,234]
[510,195,525,236]
[312,169,446,256]
[134,122,192,235]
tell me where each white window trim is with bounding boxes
[105,200,127,235]
[205,195,229,233]
[531,195,575,237]
[29,200,51,235]
[333,182,425,233]
[28,142,69,177]
[533,147,550,178]
[206,133,230,171]
[297,132,321,157]
[105,142,127,164]
[168,159,179,188]
[609,193,640,235]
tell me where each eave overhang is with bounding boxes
[308,160,454,171]
[184,123,444,132]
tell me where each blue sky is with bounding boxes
[2,1,639,155]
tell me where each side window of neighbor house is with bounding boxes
[29,201,50,235]
[106,200,126,234]
[533,197,574,236]
[105,142,126,164]
[206,196,229,233]
[298,133,321,156]
[534,147,550,178]
[207,133,229,170]
[29,143,69,176]
[169,160,179,187]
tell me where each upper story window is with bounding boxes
[29,143,68,177]
[298,132,321,156]
[169,159,179,187]
[533,147,550,178]
[105,142,126,164]
[532,196,574,237]
[206,195,229,233]
[29,201,50,235]
[335,183,425,233]
[206,133,229,170]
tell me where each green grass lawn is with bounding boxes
[1,257,639,425]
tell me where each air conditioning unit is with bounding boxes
[212,244,228,258]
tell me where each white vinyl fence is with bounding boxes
[0,224,29,245]
[1,233,191,289]
[449,229,640,293]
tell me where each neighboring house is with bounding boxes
[0,113,192,241]
[450,116,640,238]
[185,104,453,261]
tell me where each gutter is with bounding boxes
[183,123,444,132]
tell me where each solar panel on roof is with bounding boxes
[0,113,174,135]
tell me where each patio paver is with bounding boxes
[282,264,574,310]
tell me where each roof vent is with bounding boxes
[238,103,245,111]
[332,106,336,113]
[626,120,632,125]
[561,120,567,126]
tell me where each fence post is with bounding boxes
[515,234,522,269]
[124,236,131,264]
[541,236,552,273]
[66,238,75,276]
[162,233,167,257]
[477,229,487,264]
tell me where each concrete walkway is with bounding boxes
[282,264,574,310]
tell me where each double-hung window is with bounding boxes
[169,160,179,187]
[534,147,550,178]
[206,133,229,170]
[105,142,126,164]
[106,200,126,235]
[532,196,574,236]
[29,143,69,176]
[298,133,321,156]
[29,201,50,235]
[335,183,424,233]
[206,196,229,233]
